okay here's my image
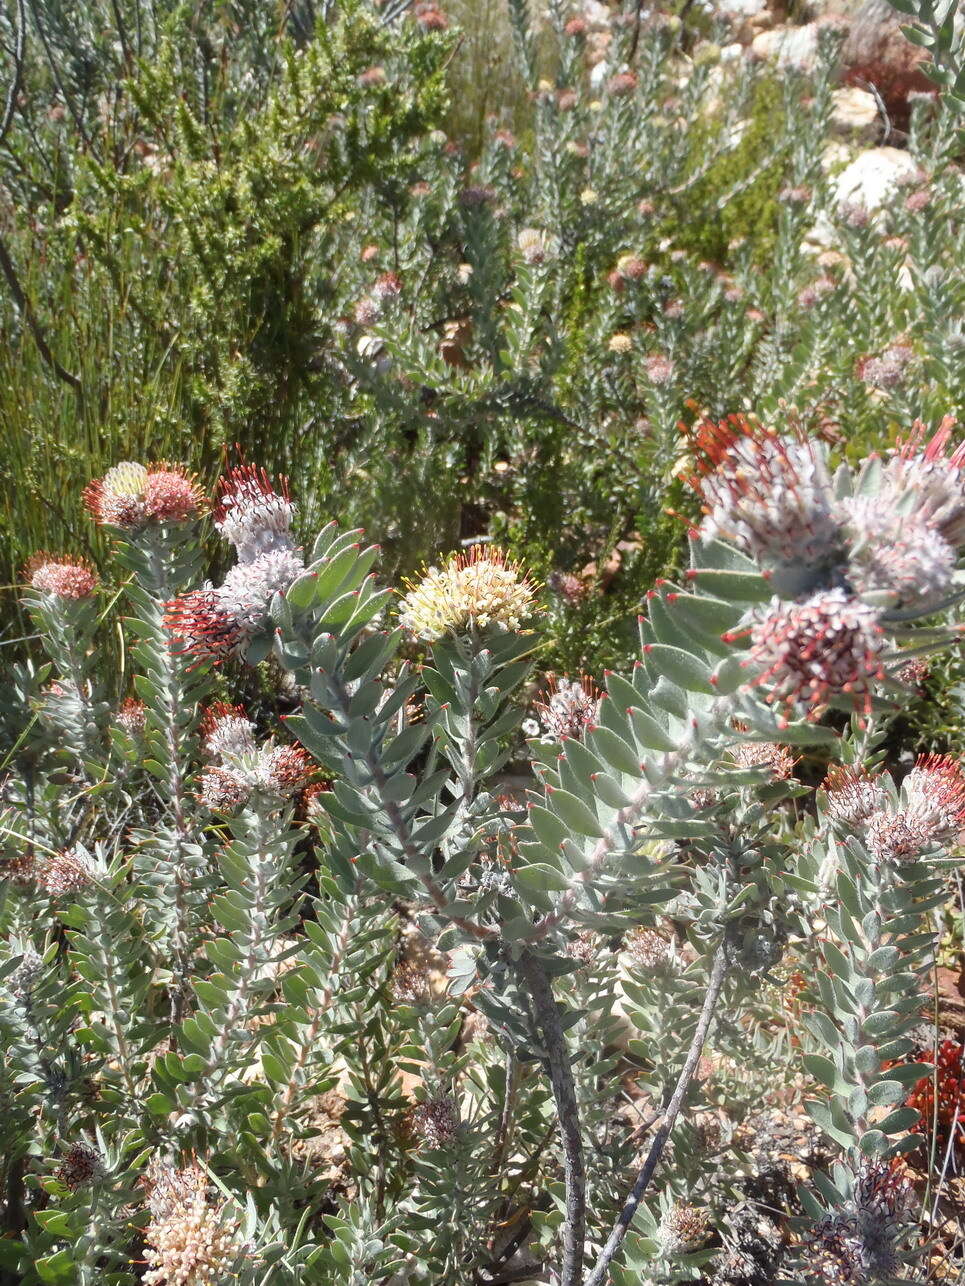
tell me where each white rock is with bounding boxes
[751,23,820,71]
[832,144,920,212]
[716,0,772,38]
[821,140,854,174]
[805,145,921,271]
[718,0,768,16]
[830,86,880,140]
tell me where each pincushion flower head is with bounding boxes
[841,496,955,610]
[523,675,599,741]
[399,546,535,641]
[516,227,560,265]
[142,1159,248,1286]
[200,702,256,759]
[796,1162,911,1285]
[875,416,965,551]
[165,463,304,664]
[83,461,206,529]
[37,848,98,897]
[823,754,965,862]
[736,588,885,721]
[899,752,965,846]
[824,765,889,829]
[25,553,98,600]
[213,463,295,563]
[196,702,313,813]
[690,417,842,591]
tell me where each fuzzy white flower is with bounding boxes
[399,547,535,641]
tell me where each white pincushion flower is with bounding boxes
[219,547,305,635]
[213,463,296,563]
[841,495,955,609]
[166,464,304,665]
[399,547,535,641]
[516,227,560,265]
[142,1161,248,1286]
[878,417,965,549]
[528,675,600,740]
[200,703,257,759]
[698,425,842,579]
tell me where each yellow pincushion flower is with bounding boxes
[399,547,535,641]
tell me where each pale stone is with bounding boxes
[821,140,854,174]
[716,0,772,41]
[832,144,920,212]
[830,86,880,140]
[751,23,820,71]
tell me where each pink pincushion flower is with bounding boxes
[143,469,207,523]
[607,72,638,97]
[115,698,147,736]
[738,589,885,719]
[856,344,914,391]
[415,6,449,29]
[26,553,98,600]
[645,354,675,385]
[84,462,205,529]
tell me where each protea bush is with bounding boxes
[2,412,964,1284]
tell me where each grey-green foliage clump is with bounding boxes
[2,415,965,1284]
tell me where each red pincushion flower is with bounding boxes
[904,1040,965,1155]
[163,589,243,665]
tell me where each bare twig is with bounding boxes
[0,0,26,148]
[25,0,93,150]
[0,234,83,392]
[584,941,728,1286]
[517,950,586,1286]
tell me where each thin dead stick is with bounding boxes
[0,0,26,148]
[517,950,586,1286]
[0,235,83,392]
[585,941,728,1286]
